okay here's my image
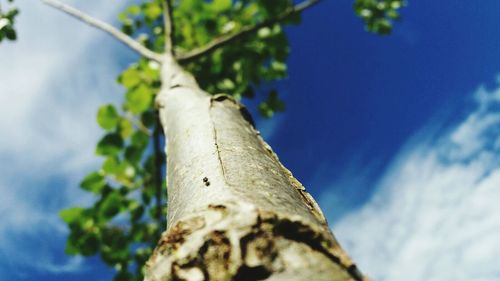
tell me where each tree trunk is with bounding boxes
[144,58,367,281]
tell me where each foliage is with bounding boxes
[62,57,163,280]
[60,0,297,279]
[0,0,18,42]
[354,0,406,34]
[58,0,405,280]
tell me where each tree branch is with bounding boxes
[176,0,321,63]
[163,0,174,54]
[42,0,163,63]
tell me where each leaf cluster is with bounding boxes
[354,0,405,35]
[61,57,165,280]
[118,0,292,118]
[179,0,291,117]
[0,0,18,42]
[118,0,167,53]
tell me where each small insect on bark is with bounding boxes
[203,177,210,186]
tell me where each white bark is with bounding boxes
[39,1,366,279]
[144,58,368,281]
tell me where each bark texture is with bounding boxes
[144,59,367,281]
[41,2,365,280]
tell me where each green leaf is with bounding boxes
[267,91,285,112]
[118,12,131,25]
[127,5,141,15]
[64,239,80,255]
[99,191,123,220]
[217,78,235,91]
[257,27,272,38]
[118,118,134,138]
[374,18,392,35]
[115,161,136,182]
[141,110,156,127]
[121,22,134,36]
[101,227,130,262]
[102,157,135,183]
[387,9,400,20]
[118,67,141,88]
[141,60,161,83]
[96,133,123,156]
[258,102,273,118]
[211,0,232,12]
[97,104,120,130]
[125,146,143,164]
[77,233,100,256]
[4,27,16,40]
[143,3,162,21]
[259,90,285,118]
[125,84,153,114]
[353,0,404,35]
[131,131,150,149]
[148,205,162,220]
[60,207,85,224]
[130,204,144,221]
[102,157,120,174]
[271,61,287,73]
[80,172,106,193]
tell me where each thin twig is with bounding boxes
[42,0,163,63]
[176,0,321,63]
[163,0,174,54]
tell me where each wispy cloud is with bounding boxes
[0,1,132,277]
[330,78,500,281]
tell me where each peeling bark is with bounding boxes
[145,59,368,281]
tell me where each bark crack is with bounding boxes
[209,97,228,185]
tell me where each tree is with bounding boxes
[39,0,406,280]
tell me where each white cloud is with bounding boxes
[0,0,133,276]
[331,80,500,281]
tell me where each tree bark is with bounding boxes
[144,57,367,281]
[40,1,367,279]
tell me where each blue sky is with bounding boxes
[0,0,499,280]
